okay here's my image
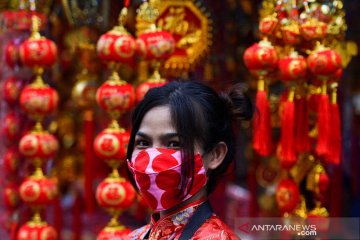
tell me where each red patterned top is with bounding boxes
[128,199,240,240]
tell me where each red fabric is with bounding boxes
[128,200,239,239]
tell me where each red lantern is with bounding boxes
[243,39,278,76]
[279,52,307,82]
[19,38,57,68]
[4,41,20,68]
[3,183,19,210]
[97,29,136,63]
[2,76,24,105]
[2,111,21,141]
[97,227,131,240]
[19,176,57,206]
[300,19,327,41]
[96,177,136,211]
[136,30,175,60]
[259,15,279,35]
[281,22,301,45]
[17,222,57,240]
[136,80,167,103]
[275,179,300,213]
[94,127,130,166]
[19,130,59,161]
[307,46,342,81]
[4,148,20,174]
[20,81,59,120]
[96,80,135,117]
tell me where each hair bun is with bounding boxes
[220,83,253,121]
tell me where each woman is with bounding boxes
[126,81,253,239]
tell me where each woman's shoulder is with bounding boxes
[192,214,240,240]
[128,224,151,240]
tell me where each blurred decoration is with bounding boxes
[245,0,357,228]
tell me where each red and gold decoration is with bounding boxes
[12,3,60,238]
[246,0,356,230]
[94,1,136,238]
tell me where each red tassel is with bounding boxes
[125,0,130,7]
[316,83,330,157]
[295,96,310,153]
[84,110,95,213]
[280,89,296,169]
[326,88,341,164]
[253,79,273,156]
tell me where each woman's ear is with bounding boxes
[207,142,228,170]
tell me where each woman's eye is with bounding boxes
[168,141,180,148]
[135,140,150,148]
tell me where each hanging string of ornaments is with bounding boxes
[12,1,59,239]
[245,0,349,220]
[94,1,175,238]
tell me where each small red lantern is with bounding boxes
[97,28,136,64]
[17,222,57,240]
[97,227,131,240]
[4,41,21,68]
[259,15,278,35]
[300,19,327,41]
[19,38,57,68]
[281,22,301,45]
[279,51,307,82]
[96,80,135,118]
[4,148,20,173]
[19,129,59,162]
[96,177,136,211]
[136,80,167,103]
[136,30,175,60]
[2,111,21,141]
[275,178,300,214]
[3,183,19,210]
[19,176,57,207]
[2,76,24,105]
[94,127,130,166]
[307,45,342,81]
[243,39,278,76]
[20,81,59,120]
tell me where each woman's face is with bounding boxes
[132,105,205,161]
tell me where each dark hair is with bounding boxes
[126,81,253,195]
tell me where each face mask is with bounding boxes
[127,148,207,212]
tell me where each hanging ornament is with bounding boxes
[307,43,342,157]
[136,30,175,60]
[96,76,135,120]
[306,163,330,200]
[94,123,130,169]
[96,176,136,214]
[326,84,341,164]
[244,39,278,156]
[19,75,59,122]
[97,7,136,64]
[2,111,21,142]
[2,76,24,106]
[4,40,21,68]
[3,183,19,210]
[97,227,132,240]
[3,149,20,174]
[278,51,307,169]
[19,125,59,166]
[17,215,57,240]
[275,178,300,214]
[19,15,57,68]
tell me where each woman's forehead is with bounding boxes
[137,106,177,137]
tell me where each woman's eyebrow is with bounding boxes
[136,131,150,139]
[160,132,179,141]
